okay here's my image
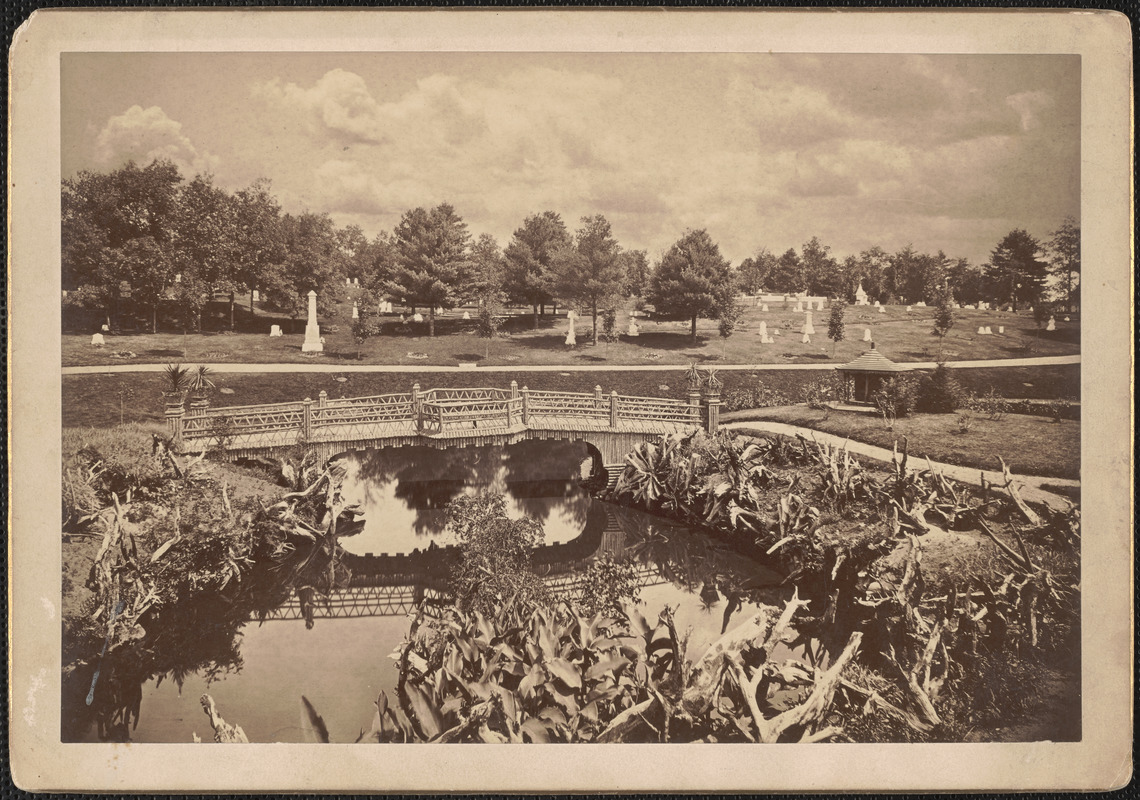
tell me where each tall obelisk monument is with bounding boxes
[302,290,323,353]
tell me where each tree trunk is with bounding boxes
[691,315,698,343]
[428,307,436,337]
[250,291,255,315]
[229,292,235,330]
[533,304,539,330]
[152,305,157,334]
[591,300,599,345]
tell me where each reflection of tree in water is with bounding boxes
[62,529,347,742]
[610,504,786,612]
[347,441,592,539]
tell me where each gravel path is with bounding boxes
[62,353,1080,375]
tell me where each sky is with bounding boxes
[61,52,1080,266]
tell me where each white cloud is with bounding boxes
[94,105,217,176]
[1005,90,1054,132]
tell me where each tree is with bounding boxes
[1047,217,1080,313]
[985,229,1048,311]
[620,249,651,300]
[737,248,777,295]
[715,289,743,360]
[931,283,955,359]
[801,237,840,297]
[113,237,174,333]
[599,305,619,358]
[851,246,890,303]
[172,174,240,330]
[351,315,379,360]
[549,215,626,345]
[827,298,847,356]
[467,233,506,303]
[231,179,285,316]
[384,204,473,337]
[946,258,984,306]
[1032,301,1053,351]
[503,211,571,328]
[647,229,733,343]
[768,248,804,294]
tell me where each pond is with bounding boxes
[68,440,788,743]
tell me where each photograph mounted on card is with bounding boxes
[7,7,1133,793]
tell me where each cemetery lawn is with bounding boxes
[63,294,1081,368]
[729,406,1080,480]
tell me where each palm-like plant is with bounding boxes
[188,365,216,394]
[162,363,190,399]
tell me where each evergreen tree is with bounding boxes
[827,298,847,356]
[383,203,473,337]
[931,283,955,359]
[503,211,571,328]
[984,229,1048,311]
[549,215,625,345]
[647,229,733,343]
[737,248,777,295]
[1047,217,1080,313]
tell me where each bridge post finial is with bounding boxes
[521,385,529,424]
[595,385,603,408]
[302,397,313,442]
[610,390,618,428]
[510,380,518,398]
[318,390,327,408]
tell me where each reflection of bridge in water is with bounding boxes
[260,502,668,622]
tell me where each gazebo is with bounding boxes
[835,344,911,403]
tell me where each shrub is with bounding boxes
[720,380,794,412]
[62,423,172,503]
[966,387,1008,421]
[872,376,917,419]
[801,375,842,410]
[916,363,963,414]
[575,556,642,617]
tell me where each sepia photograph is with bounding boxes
[8,8,1133,793]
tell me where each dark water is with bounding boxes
[71,440,787,743]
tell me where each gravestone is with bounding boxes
[252,289,260,302]
[801,332,811,344]
[984,327,993,335]
[878,306,886,314]
[462,311,471,320]
[270,325,283,337]
[413,313,424,323]
[905,306,912,313]
[855,281,869,306]
[1064,316,1071,322]
[302,290,323,352]
[803,311,816,335]
[793,301,804,313]
[1046,316,1056,331]
[346,278,351,286]
[352,302,359,319]
[863,328,872,342]
[762,304,769,312]
[873,300,881,308]
[998,326,1004,334]
[353,277,359,286]
[916,301,926,307]
[90,333,105,347]
[627,320,640,337]
[758,321,767,340]
[977,326,986,335]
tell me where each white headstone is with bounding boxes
[302,290,323,352]
[174,273,181,283]
[977,326,986,335]
[1064,316,1071,322]
[270,325,283,337]
[761,304,769,312]
[413,313,424,323]
[998,326,1004,334]
[353,277,359,286]
[801,332,811,344]
[878,305,886,314]
[863,328,872,342]
[90,333,105,346]
[873,300,881,308]
[462,311,471,320]
[346,278,351,286]
[758,321,767,339]
[984,326,993,335]
[352,302,359,319]
[794,302,804,313]
[816,299,825,311]
[1046,316,1056,331]
[855,281,868,305]
[102,323,110,332]
[626,320,640,337]
[435,307,443,315]
[917,301,926,307]
[905,306,912,313]
[803,311,816,335]
[252,289,260,302]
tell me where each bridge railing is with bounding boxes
[176,381,707,450]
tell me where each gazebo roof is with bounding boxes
[836,346,910,373]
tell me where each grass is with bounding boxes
[729,405,1080,479]
[64,290,1081,368]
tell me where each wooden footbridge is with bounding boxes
[170,381,721,488]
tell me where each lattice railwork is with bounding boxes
[420,387,511,404]
[182,403,306,450]
[526,391,609,418]
[260,585,452,621]
[616,395,700,424]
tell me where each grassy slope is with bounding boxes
[64,292,1081,368]
[730,406,1080,480]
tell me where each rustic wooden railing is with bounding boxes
[171,380,715,452]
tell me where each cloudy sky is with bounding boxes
[61,52,1079,265]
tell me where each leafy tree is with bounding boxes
[575,557,642,617]
[172,174,241,329]
[620,249,651,300]
[350,315,379,360]
[467,233,506,303]
[737,248,777,295]
[113,237,174,333]
[946,258,984,306]
[446,494,548,615]
[231,179,285,315]
[647,228,733,343]
[801,237,840,297]
[827,298,847,356]
[1047,217,1080,312]
[1032,301,1053,351]
[503,211,571,328]
[985,229,1048,311]
[384,204,473,337]
[598,305,619,358]
[549,215,626,345]
[851,246,890,303]
[715,289,743,360]
[931,283,955,359]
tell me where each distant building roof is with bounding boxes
[836,346,910,373]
